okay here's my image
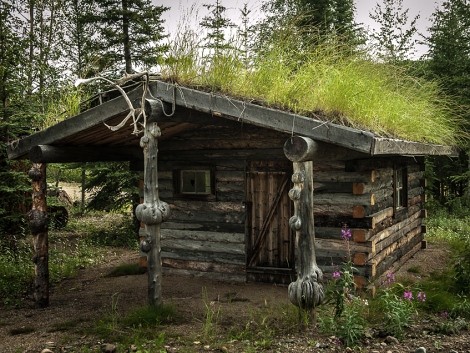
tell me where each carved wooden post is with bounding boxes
[28,163,49,308]
[284,136,325,310]
[135,100,170,307]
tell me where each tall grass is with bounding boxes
[159,24,463,146]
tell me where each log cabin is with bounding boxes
[7,78,457,306]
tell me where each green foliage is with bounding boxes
[86,0,169,73]
[200,0,235,57]
[260,0,361,45]
[374,285,417,338]
[202,287,221,340]
[161,24,462,146]
[86,213,138,248]
[369,0,420,62]
[84,162,139,213]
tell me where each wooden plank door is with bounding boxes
[246,161,294,283]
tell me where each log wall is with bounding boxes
[136,117,426,286]
[313,157,426,289]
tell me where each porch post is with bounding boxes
[135,99,170,307]
[284,136,325,310]
[28,163,49,308]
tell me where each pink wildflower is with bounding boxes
[417,291,426,302]
[341,227,352,240]
[385,272,395,285]
[332,271,341,279]
[403,290,413,301]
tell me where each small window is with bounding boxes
[180,170,211,195]
[394,167,408,210]
[174,169,215,199]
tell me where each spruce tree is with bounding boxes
[426,0,470,201]
[89,0,169,74]
[200,0,236,57]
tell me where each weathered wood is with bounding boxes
[284,136,319,162]
[8,85,144,160]
[28,163,49,308]
[287,155,325,310]
[372,138,457,156]
[29,145,142,163]
[162,258,246,275]
[134,101,170,307]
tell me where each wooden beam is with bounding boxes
[151,82,376,154]
[7,85,145,160]
[29,145,142,163]
[28,163,49,308]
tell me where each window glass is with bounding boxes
[180,170,211,195]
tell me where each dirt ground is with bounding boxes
[1,243,470,353]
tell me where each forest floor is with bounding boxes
[1,237,470,353]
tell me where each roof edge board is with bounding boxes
[7,86,144,160]
[372,138,458,156]
[150,81,376,155]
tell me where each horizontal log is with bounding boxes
[374,235,423,279]
[142,228,245,243]
[162,249,245,265]
[163,258,246,274]
[216,171,245,182]
[370,226,422,266]
[371,210,422,246]
[168,200,244,224]
[163,267,246,282]
[29,144,142,163]
[162,221,245,233]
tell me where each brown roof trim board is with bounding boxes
[7,80,457,160]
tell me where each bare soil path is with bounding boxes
[1,242,470,353]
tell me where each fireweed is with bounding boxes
[319,226,367,347]
[377,273,426,338]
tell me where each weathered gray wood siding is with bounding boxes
[139,121,290,281]
[312,157,426,288]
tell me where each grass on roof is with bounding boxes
[159,25,464,146]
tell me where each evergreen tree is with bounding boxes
[426,0,470,201]
[200,0,236,56]
[259,0,361,46]
[369,0,420,62]
[0,1,33,238]
[89,0,169,74]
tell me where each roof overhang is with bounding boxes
[7,80,458,162]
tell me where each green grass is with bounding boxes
[0,211,134,307]
[159,25,464,146]
[107,263,146,277]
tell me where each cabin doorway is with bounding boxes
[246,160,294,283]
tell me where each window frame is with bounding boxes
[173,168,216,200]
[393,165,408,213]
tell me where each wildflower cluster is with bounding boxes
[378,272,426,338]
[320,226,367,347]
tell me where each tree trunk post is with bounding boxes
[135,100,170,307]
[284,136,325,310]
[28,163,49,308]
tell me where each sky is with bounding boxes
[156,0,444,58]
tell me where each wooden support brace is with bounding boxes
[134,99,170,307]
[284,136,325,310]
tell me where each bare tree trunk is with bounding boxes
[121,0,132,73]
[28,163,49,308]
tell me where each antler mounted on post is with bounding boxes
[284,136,325,310]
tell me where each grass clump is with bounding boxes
[160,25,462,146]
